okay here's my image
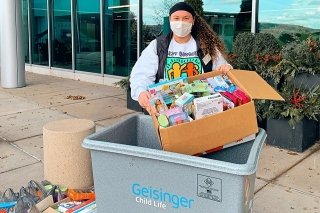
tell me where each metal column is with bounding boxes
[0,0,26,88]
[251,0,259,33]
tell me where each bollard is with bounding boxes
[43,119,95,189]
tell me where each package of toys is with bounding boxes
[148,74,251,128]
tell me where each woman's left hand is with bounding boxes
[216,64,233,74]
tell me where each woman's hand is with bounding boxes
[138,91,153,114]
[216,64,233,74]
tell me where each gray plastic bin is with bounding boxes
[82,114,266,213]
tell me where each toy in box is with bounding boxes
[148,77,188,104]
[168,111,189,126]
[185,82,210,94]
[193,93,223,119]
[175,92,194,115]
[149,93,168,115]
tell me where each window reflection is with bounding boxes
[75,0,101,73]
[52,0,72,69]
[204,0,252,52]
[142,0,252,53]
[22,0,29,63]
[104,0,138,76]
[31,0,48,66]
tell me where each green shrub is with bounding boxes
[231,32,282,78]
[232,32,255,70]
[251,33,281,60]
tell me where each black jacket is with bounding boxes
[155,33,213,83]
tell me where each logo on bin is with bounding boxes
[131,183,195,210]
[197,174,222,202]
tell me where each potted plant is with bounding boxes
[278,37,320,88]
[114,76,143,112]
[231,33,320,149]
[265,37,320,142]
[230,33,282,128]
[263,82,320,152]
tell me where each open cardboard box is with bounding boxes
[151,69,284,155]
[42,197,71,213]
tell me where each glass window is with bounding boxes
[213,24,223,35]
[259,1,320,43]
[142,0,252,53]
[22,0,29,63]
[52,0,72,69]
[31,0,49,66]
[104,0,138,76]
[75,0,101,73]
[142,0,175,47]
[203,0,252,52]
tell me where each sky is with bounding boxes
[141,0,319,29]
[259,0,320,29]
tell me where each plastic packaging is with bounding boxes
[0,189,18,213]
[0,188,19,202]
[0,201,16,213]
[15,196,40,213]
[157,115,169,128]
[19,187,38,204]
[67,189,95,201]
[28,180,47,201]
[168,111,189,126]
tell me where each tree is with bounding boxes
[235,0,252,33]
[184,0,204,17]
[153,0,179,25]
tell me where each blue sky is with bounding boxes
[259,0,320,29]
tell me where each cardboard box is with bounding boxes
[152,69,284,155]
[43,197,71,213]
[194,133,256,156]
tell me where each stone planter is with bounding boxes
[266,117,318,152]
[126,88,143,112]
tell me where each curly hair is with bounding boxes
[191,14,227,61]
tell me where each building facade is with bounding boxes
[20,0,319,85]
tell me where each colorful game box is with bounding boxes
[148,77,188,104]
[175,92,194,115]
[149,93,168,114]
[193,93,223,119]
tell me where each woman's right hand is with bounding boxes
[138,91,152,113]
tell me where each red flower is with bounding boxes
[272,54,282,62]
[255,54,260,62]
[291,89,306,109]
[263,54,271,64]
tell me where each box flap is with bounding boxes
[231,70,284,101]
[36,195,54,212]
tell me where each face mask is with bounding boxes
[170,21,193,37]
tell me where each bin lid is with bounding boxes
[231,70,284,101]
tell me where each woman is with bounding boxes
[130,2,232,113]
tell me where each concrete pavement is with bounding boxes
[0,72,319,212]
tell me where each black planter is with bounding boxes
[294,73,320,89]
[317,122,320,141]
[257,116,267,131]
[294,74,320,140]
[126,89,143,112]
[266,117,318,152]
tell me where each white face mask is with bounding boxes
[170,21,193,37]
